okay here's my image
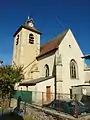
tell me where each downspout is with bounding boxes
[54,63,56,100]
[53,54,56,100]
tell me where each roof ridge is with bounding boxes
[37,29,69,58]
[40,29,69,48]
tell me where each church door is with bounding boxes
[46,86,51,102]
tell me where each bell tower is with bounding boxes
[12,17,41,69]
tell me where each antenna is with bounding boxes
[56,16,66,30]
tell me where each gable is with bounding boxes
[59,29,84,57]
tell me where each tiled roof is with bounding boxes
[37,29,68,58]
[19,76,54,86]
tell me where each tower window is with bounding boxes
[44,64,49,77]
[69,45,71,48]
[29,33,34,44]
[16,35,19,45]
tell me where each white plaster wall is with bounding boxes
[84,70,90,82]
[36,77,55,93]
[14,29,85,96]
[27,86,36,91]
[38,53,55,77]
[12,30,22,66]
[14,83,27,91]
[20,28,40,66]
[72,86,90,100]
[12,27,40,79]
[14,82,35,91]
[58,29,85,94]
[32,78,55,105]
[37,29,85,94]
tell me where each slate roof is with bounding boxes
[13,18,41,37]
[19,76,54,86]
[37,29,68,58]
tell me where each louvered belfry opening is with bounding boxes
[16,34,19,45]
[29,33,34,44]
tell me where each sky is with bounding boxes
[0,0,90,65]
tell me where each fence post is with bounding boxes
[74,94,78,118]
[24,101,26,114]
[42,92,44,105]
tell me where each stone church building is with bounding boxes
[12,17,90,101]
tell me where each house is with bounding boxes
[12,17,86,103]
[71,54,90,101]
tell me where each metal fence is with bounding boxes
[11,91,90,118]
[1,90,90,118]
[13,90,71,106]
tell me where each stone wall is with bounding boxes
[21,103,75,120]
[21,103,90,120]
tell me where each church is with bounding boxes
[12,17,90,102]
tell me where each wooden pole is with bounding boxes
[74,94,78,118]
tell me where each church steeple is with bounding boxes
[24,16,34,28]
[13,16,41,37]
[12,17,41,72]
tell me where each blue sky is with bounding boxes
[0,0,90,65]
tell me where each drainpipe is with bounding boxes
[54,66,56,100]
[54,55,57,100]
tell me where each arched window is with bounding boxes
[45,64,49,77]
[29,33,34,44]
[70,59,78,79]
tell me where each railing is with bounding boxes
[30,91,70,106]
[13,90,71,106]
